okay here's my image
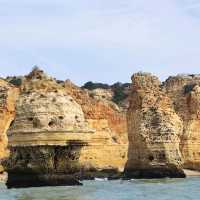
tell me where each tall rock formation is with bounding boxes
[125,73,185,178]
[5,67,200,185]
[4,68,128,187]
[0,79,19,181]
[164,75,200,171]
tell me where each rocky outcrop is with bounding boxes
[81,81,130,111]
[88,88,114,102]
[125,72,200,176]
[4,68,128,187]
[0,79,19,181]
[5,67,200,185]
[125,73,185,178]
[63,80,128,144]
[164,75,200,171]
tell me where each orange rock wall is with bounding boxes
[0,80,19,174]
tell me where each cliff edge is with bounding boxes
[4,67,128,187]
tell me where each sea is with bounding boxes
[0,177,200,200]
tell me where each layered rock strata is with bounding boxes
[4,68,128,187]
[63,80,128,145]
[4,67,200,185]
[125,73,185,178]
[164,75,200,171]
[0,79,19,181]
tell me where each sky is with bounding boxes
[0,0,200,85]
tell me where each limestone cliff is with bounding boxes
[5,67,200,185]
[125,73,185,178]
[4,68,128,185]
[0,79,19,180]
[164,75,200,171]
[63,80,128,145]
[125,72,200,176]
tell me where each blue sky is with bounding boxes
[0,0,200,85]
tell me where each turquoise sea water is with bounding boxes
[0,178,200,200]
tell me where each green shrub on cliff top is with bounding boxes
[82,81,130,105]
[9,78,22,87]
[82,81,110,90]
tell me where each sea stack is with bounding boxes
[4,67,128,187]
[124,73,185,178]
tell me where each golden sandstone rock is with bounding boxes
[5,68,128,183]
[164,75,200,171]
[0,79,19,179]
[2,68,200,186]
[125,73,200,177]
[63,81,128,170]
[125,73,185,178]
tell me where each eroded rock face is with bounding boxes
[8,67,200,184]
[0,79,19,180]
[5,68,128,187]
[164,75,200,170]
[9,92,88,135]
[125,73,185,178]
[61,79,128,171]
[63,80,128,145]
[88,88,114,102]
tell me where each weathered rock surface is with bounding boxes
[0,79,19,181]
[164,75,200,171]
[63,80,128,144]
[125,72,200,176]
[125,73,185,178]
[4,67,200,185]
[4,68,128,187]
[88,88,114,102]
